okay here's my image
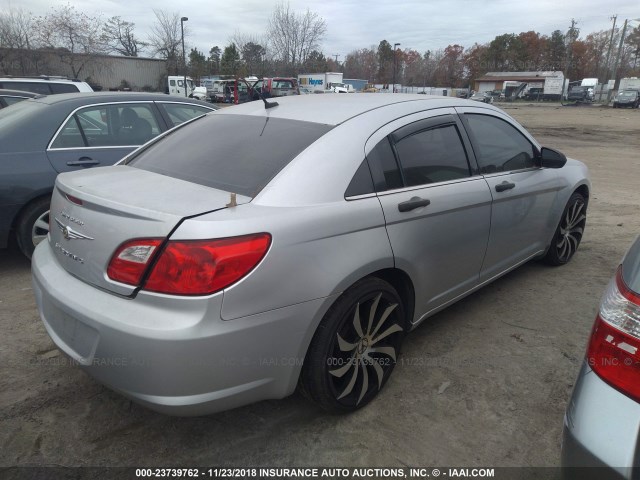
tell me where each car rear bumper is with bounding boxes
[561,362,640,478]
[32,241,333,416]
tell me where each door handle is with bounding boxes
[67,157,100,167]
[398,196,431,212]
[495,181,515,192]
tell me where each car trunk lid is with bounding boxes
[48,165,250,296]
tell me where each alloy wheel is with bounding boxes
[31,209,50,247]
[556,198,585,263]
[327,292,403,407]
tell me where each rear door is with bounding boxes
[366,109,492,321]
[46,102,167,174]
[456,106,564,280]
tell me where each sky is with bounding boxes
[6,0,640,59]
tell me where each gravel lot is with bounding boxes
[1,103,639,469]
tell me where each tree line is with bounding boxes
[1,3,639,86]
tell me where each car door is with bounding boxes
[46,102,166,174]
[456,106,565,281]
[366,109,493,322]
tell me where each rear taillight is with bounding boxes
[587,267,640,402]
[107,234,271,295]
[107,239,163,285]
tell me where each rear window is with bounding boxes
[127,114,332,198]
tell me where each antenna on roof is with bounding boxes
[238,77,278,109]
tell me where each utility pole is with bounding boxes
[392,42,400,93]
[604,15,617,81]
[333,54,340,64]
[561,19,577,102]
[610,19,629,99]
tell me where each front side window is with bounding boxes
[50,103,161,149]
[464,114,536,174]
[394,124,471,187]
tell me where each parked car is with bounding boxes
[469,91,494,104]
[32,94,590,416]
[0,89,39,109]
[567,86,594,103]
[0,76,93,95]
[613,90,640,108]
[487,89,505,100]
[0,92,217,258]
[524,87,544,101]
[562,235,640,479]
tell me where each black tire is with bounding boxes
[543,192,587,266]
[301,277,406,413]
[16,197,51,259]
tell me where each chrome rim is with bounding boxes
[328,292,403,407]
[32,209,50,247]
[556,199,585,262]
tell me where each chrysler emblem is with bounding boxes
[55,218,94,241]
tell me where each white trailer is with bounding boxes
[543,75,565,100]
[619,77,640,91]
[297,72,343,93]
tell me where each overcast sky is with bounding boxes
[6,0,640,59]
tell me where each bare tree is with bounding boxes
[0,8,46,74]
[101,16,148,57]
[33,4,105,79]
[267,2,326,74]
[148,10,184,74]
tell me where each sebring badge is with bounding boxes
[54,218,94,241]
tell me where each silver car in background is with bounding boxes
[32,94,590,415]
[562,235,640,478]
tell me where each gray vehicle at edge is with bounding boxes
[0,92,216,258]
[31,94,590,415]
[562,235,640,479]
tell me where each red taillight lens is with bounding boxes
[143,233,271,296]
[587,268,640,402]
[107,239,163,286]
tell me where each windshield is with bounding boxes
[620,91,637,98]
[127,115,333,198]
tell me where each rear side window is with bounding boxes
[366,137,403,192]
[128,115,332,198]
[159,103,212,127]
[2,81,50,95]
[394,124,471,186]
[464,114,536,173]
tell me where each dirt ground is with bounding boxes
[1,103,639,470]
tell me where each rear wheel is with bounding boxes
[16,197,51,259]
[543,192,587,266]
[301,277,406,413]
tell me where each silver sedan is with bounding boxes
[32,94,590,415]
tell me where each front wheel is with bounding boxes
[301,277,406,413]
[543,192,587,266]
[16,197,51,259]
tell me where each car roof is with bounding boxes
[218,94,497,126]
[28,91,214,106]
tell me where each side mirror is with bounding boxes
[540,147,567,169]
